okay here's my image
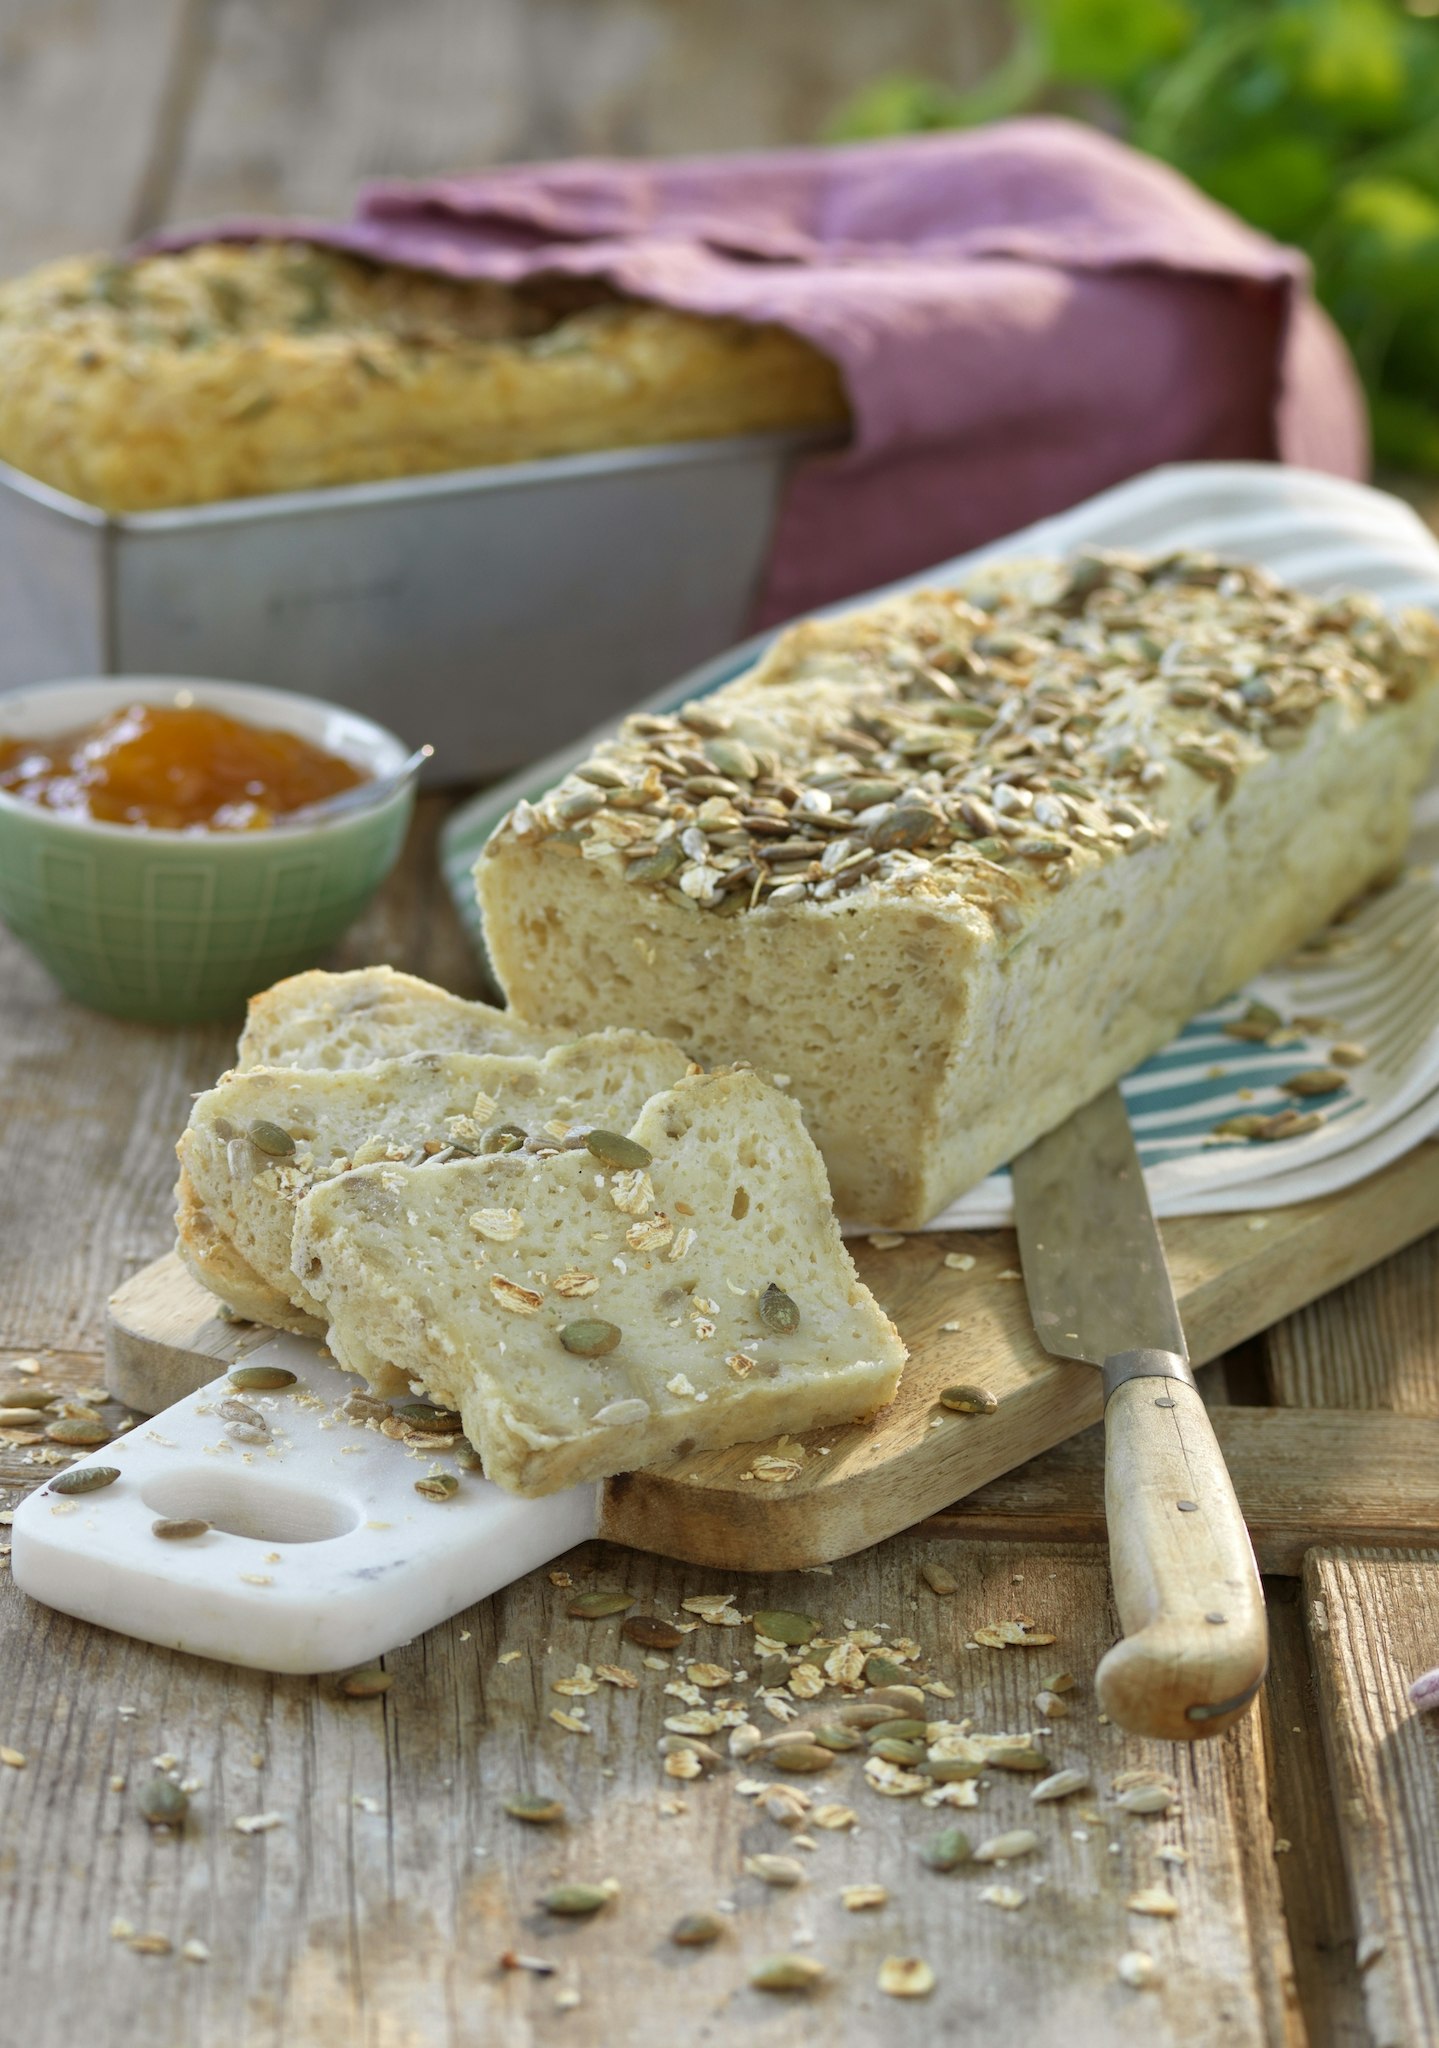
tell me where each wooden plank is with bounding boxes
[1304,1548,1439,2047]
[1258,1579,1369,2048]
[0,0,192,273]
[102,1140,1439,1571]
[159,0,1009,224]
[924,1409,1439,1577]
[1266,1231,1439,1415]
[0,1534,1298,2046]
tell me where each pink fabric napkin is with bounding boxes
[155,120,1366,626]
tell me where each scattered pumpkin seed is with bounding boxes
[584,1130,652,1170]
[863,1654,909,1687]
[749,1954,825,1993]
[152,1518,209,1541]
[757,1652,791,1687]
[919,1826,972,1871]
[559,1319,623,1358]
[540,1884,611,1917]
[757,1284,800,1335]
[49,1465,119,1496]
[920,1560,958,1595]
[921,1755,985,1783]
[218,1397,266,1427]
[752,1609,817,1646]
[414,1473,459,1502]
[1031,1767,1091,1803]
[812,1725,863,1753]
[986,1744,1049,1773]
[769,1743,834,1774]
[938,1385,997,1415]
[877,1956,935,1999]
[397,1401,462,1433]
[337,1667,393,1700]
[866,1718,928,1743]
[974,1828,1041,1863]
[1116,1783,1175,1814]
[137,1777,188,1827]
[504,1795,565,1825]
[248,1119,295,1156]
[620,1614,681,1650]
[870,1736,925,1766]
[0,1386,58,1410]
[671,1911,724,1946]
[46,1417,109,1447]
[567,1589,634,1619]
[865,803,942,852]
[228,1366,298,1392]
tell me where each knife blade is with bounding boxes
[1010,1086,1267,1742]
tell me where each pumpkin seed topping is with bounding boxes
[1281,1067,1346,1097]
[49,1465,120,1496]
[228,1365,298,1392]
[46,1416,110,1447]
[152,1518,209,1541]
[504,1795,565,1825]
[249,1119,295,1157]
[559,1319,622,1358]
[137,1778,188,1827]
[567,1589,634,1619]
[414,1473,459,1502]
[584,1129,652,1170]
[757,1285,800,1335]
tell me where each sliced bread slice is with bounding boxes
[236,966,557,1072]
[291,1068,906,1496]
[178,1031,695,1325]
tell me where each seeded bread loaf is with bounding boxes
[178,1031,694,1326]
[478,551,1439,1226]
[0,241,847,513]
[236,966,556,1072]
[292,1068,906,1495]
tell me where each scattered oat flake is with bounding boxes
[128,1933,172,1957]
[664,1751,702,1780]
[666,1373,697,1399]
[750,1455,803,1483]
[863,1756,928,1798]
[878,1956,935,1998]
[110,1918,135,1942]
[726,1352,756,1378]
[553,1665,599,1697]
[787,1663,825,1699]
[233,1812,285,1834]
[973,1620,1057,1647]
[550,1710,590,1734]
[554,1270,600,1299]
[979,1885,1026,1911]
[180,1939,211,1964]
[812,1803,857,1831]
[682,1593,744,1624]
[1127,1887,1180,1918]
[1117,1951,1159,1989]
[469,1207,523,1243]
[491,1276,544,1315]
[943,1252,976,1271]
[595,1664,639,1689]
[608,1169,654,1216]
[841,1884,888,1911]
[1155,1844,1189,1866]
[0,1746,25,1768]
[498,1650,524,1666]
[688,1663,733,1689]
[867,1234,905,1251]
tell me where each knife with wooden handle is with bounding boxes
[1010,1085,1268,1741]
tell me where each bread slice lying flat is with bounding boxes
[292,1068,906,1496]
[178,1031,694,1326]
[236,966,557,1072]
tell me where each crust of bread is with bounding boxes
[0,242,847,512]
[173,1164,325,1336]
[236,966,556,1073]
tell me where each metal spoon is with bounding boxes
[269,744,433,829]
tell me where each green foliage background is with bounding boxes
[833,0,1439,471]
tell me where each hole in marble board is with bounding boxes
[140,1469,361,1544]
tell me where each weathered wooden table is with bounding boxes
[1,6,1438,2043]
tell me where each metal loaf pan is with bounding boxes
[0,431,821,782]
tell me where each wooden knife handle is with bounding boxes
[1096,1356,1268,1741]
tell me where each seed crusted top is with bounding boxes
[498,551,1439,927]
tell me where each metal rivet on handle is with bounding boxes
[1205,1613,1227,1625]
[1154,1397,1177,1409]
[1176,1500,1199,1513]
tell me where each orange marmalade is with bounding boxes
[0,701,367,831]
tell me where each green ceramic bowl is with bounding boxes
[0,677,416,1023]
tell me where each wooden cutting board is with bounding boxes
[107,1138,1439,1572]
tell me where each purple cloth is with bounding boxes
[154,121,1367,626]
